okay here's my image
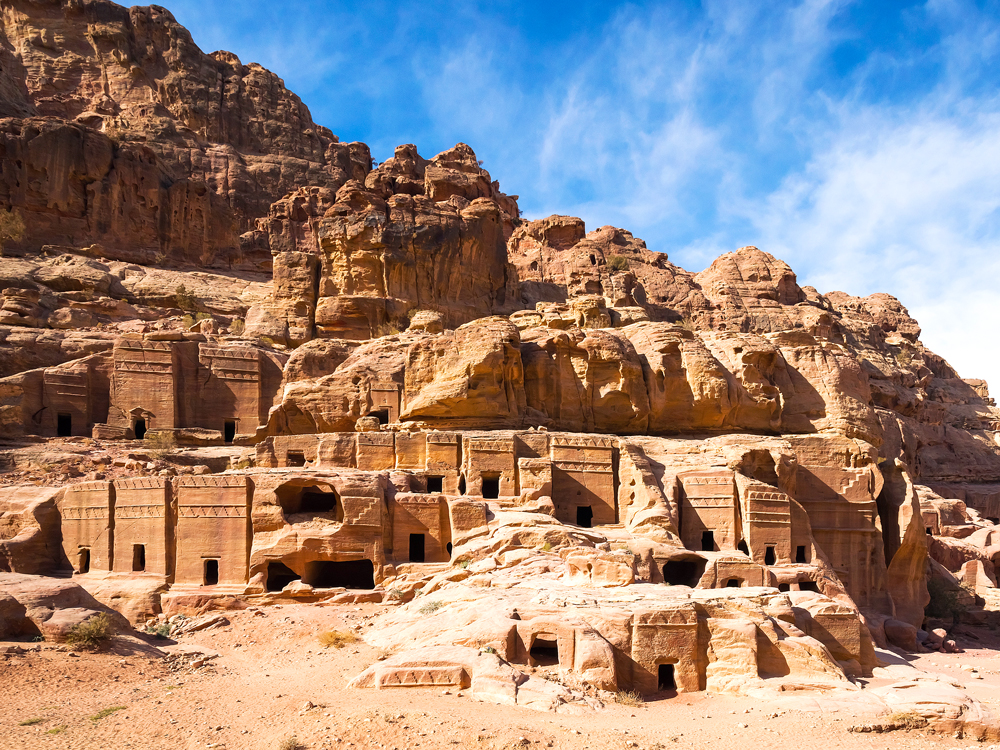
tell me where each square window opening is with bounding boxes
[529,637,559,667]
[799,580,820,593]
[286,451,306,467]
[427,475,443,494]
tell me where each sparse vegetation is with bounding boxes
[608,255,629,272]
[66,613,113,650]
[541,541,552,552]
[318,630,359,649]
[174,284,197,311]
[90,705,126,722]
[0,208,25,254]
[614,689,645,707]
[230,317,245,335]
[458,560,470,569]
[146,621,171,639]
[144,430,176,458]
[19,717,45,726]
[418,600,444,615]
[677,317,696,332]
[277,736,301,750]
[894,349,914,368]
[481,645,496,654]
[387,587,404,601]
[925,576,971,620]
[46,725,66,735]
[848,711,928,733]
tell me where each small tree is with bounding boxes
[0,208,25,254]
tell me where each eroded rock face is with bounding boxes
[0,1,370,266]
[4,0,1000,726]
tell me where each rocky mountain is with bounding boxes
[2,0,1000,733]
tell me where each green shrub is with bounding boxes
[925,576,969,620]
[66,613,113,650]
[19,717,44,726]
[90,705,126,721]
[174,284,196,311]
[46,725,66,735]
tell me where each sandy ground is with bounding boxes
[3,603,1000,750]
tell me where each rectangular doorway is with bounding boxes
[576,505,593,528]
[658,663,676,691]
[57,413,72,437]
[132,544,146,572]
[203,559,219,586]
[223,420,236,444]
[409,533,426,563]
[78,548,90,574]
[481,475,500,499]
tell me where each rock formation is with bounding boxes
[2,0,1000,732]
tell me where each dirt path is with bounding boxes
[2,603,998,750]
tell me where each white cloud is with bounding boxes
[746,107,1000,386]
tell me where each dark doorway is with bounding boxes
[286,451,306,467]
[427,476,443,493]
[778,583,790,592]
[132,544,146,572]
[371,409,389,426]
[662,558,706,587]
[576,505,593,528]
[481,475,500,499]
[299,487,337,514]
[266,562,301,591]
[799,580,819,593]
[78,548,90,574]
[446,542,453,556]
[529,637,559,666]
[134,419,147,440]
[409,533,426,563]
[658,663,676,691]
[204,559,219,586]
[726,578,741,588]
[795,545,807,563]
[764,546,777,565]
[302,559,375,589]
[701,530,715,552]
[57,412,72,437]
[926,527,933,535]
[458,475,466,495]
[737,540,749,555]
[223,420,236,444]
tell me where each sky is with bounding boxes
[164,0,1000,388]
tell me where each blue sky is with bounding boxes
[167,0,1000,389]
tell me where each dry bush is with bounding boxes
[318,630,358,649]
[144,431,176,458]
[608,255,629,272]
[66,613,113,650]
[418,600,443,615]
[276,737,301,750]
[614,689,645,707]
[0,208,25,252]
